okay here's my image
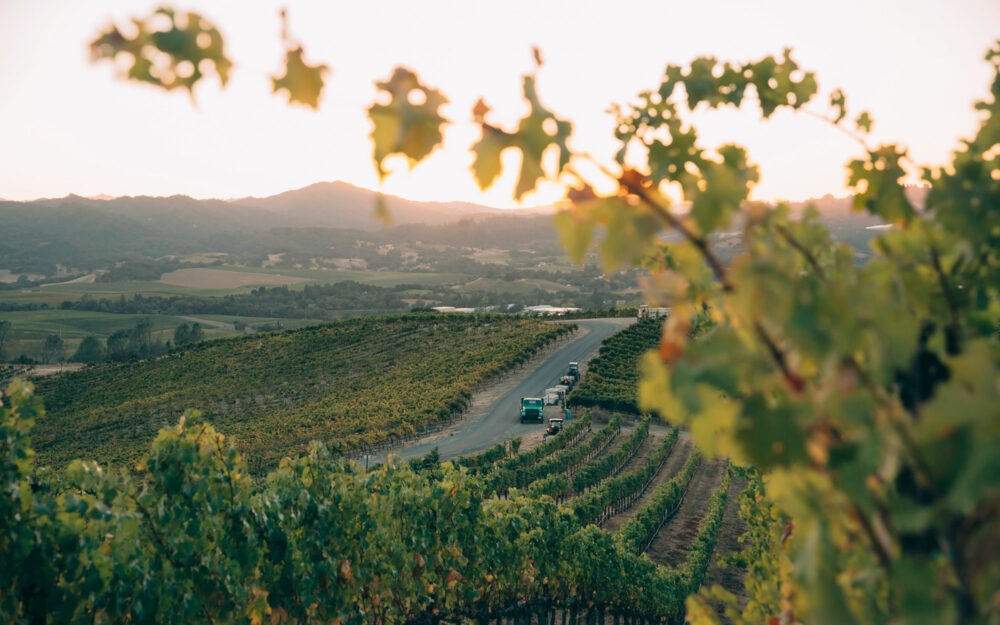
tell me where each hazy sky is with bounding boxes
[0,0,997,207]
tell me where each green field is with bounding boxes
[220,264,471,287]
[29,313,574,471]
[0,265,473,306]
[455,277,579,295]
[0,309,326,362]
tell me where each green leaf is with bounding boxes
[855,111,873,133]
[846,145,914,222]
[688,144,759,234]
[90,8,232,95]
[736,394,810,469]
[552,208,595,265]
[368,67,449,181]
[829,89,847,124]
[470,75,572,200]
[271,47,329,109]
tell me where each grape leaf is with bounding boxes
[471,74,572,200]
[847,145,914,222]
[271,47,329,109]
[829,89,847,124]
[688,144,760,234]
[368,67,449,181]
[855,111,873,133]
[90,7,232,95]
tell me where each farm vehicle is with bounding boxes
[520,397,545,423]
[545,418,564,437]
[567,361,580,380]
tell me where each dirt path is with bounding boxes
[704,478,750,605]
[610,422,671,477]
[645,458,728,566]
[600,435,694,533]
[609,431,654,476]
[178,315,244,332]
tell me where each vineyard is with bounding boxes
[568,319,663,413]
[27,313,574,471]
[2,382,749,624]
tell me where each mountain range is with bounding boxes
[0,181,925,276]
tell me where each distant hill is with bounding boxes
[234,181,507,229]
[0,182,927,276]
[0,182,508,274]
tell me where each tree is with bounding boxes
[41,333,65,364]
[70,335,105,364]
[174,322,205,346]
[82,9,1000,624]
[105,329,132,362]
[173,323,191,346]
[132,317,153,356]
[0,320,10,361]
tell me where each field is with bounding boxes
[0,309,323,361]
[454,277,578,295]
[29,313,574,471]
[219,264,471,287]
[158,267,312,288]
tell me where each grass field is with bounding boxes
[0,309,325,362]
[158,267,312,288]
[455,277,579,295]
[0,265,473,307]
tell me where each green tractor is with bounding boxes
[567,361,580,380]
[519,397,544,423]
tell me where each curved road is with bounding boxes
[377,317,633,462]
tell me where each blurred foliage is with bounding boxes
[90,7,231,96]
[368,68,449,182]
[471,54,573,200]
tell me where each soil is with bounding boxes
[600,434,694,533]
[644,458,727,566]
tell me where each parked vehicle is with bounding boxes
[519,397,544,423]
[637,304,671,320]
[545,418,564,437]
[566,361,580,380]
[545,387,566,405]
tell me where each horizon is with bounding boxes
[1,1,998,207]
[4,177,929,210]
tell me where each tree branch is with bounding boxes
[799,108,871,150]
[774,224,827,282]
[618,176,733,292]
[928,245,962,353]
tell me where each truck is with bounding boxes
[637,304,671,320]
[520,397,545,423]
[545,387,566,406]
[560,375,575,390]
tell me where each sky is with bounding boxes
[0,0,997,207]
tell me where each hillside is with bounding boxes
[0,181,506,274]
[29,313,573,471]
[0,183,915,278]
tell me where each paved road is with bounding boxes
[377,317,634,462]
